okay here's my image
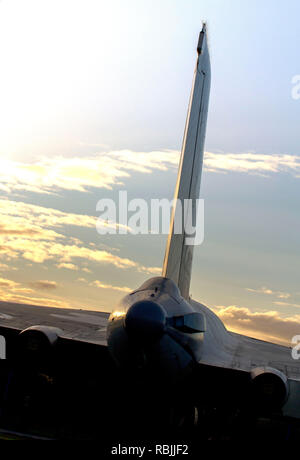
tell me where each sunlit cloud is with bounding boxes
[204,152,300,177]
[56,263,79,271]
[91,280,132,293]
[0,292,74,309]
[0,277,19,289]
[213,305,300,346]
[82,267,92,273]
[273,301,300,308]
[276,293,292,299]
[0,199,160,274]
[246,286,291,299]
[0,276,70,308]
[1,151,299,199]
[47,242,157,273]
[0,263,14,271]
[0,150,179,195]
[0,199,96,230]
[1,229,160,273]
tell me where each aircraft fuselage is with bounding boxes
[107,277,206,386]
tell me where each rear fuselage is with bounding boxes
[107,277,206,385]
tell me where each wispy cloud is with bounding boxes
[0,199,96,230]
[0,150,179,195]
[28,280,58,290]
[1,151,299,199]
[213,305,300,346]
[204,152,300,177]
[0,292,74,309]
[0,277,19,289]
[0,276,72,309]
[0,263,15,271]
[91,280,132,293]
[246,286,291,299]
[273,301,300,308]
[0,199,160,274]
[1,150,299,199]
[56,263,79,271]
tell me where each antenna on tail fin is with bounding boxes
[162,24,211,300]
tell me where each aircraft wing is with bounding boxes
[0,300,109,346]
[191,298,300,419]
[0,300,118,440]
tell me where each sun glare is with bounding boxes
[0,0,125,158]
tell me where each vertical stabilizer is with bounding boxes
[162,24,211,299]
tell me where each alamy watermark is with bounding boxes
[291,75,300,100]
[291,335,300,360]
[0,335,6,359]
[96,191,204,246]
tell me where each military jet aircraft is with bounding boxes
[0,24,299,441]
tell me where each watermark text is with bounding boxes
[96,192,204,246]
[0,335,6,359]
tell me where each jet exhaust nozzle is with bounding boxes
[250,367,289,409]
[125,300,167,342]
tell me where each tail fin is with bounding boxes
[162,24,211,299]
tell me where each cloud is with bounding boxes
[246,286,291,299]
[56,263,79,271]
[0,199,160,274]
[138,265,161,275]
[0,151,170,309]
[82,267,92,273]
[247,287,273,295]
[213,305,300,346]
[0,292,73,309]
[0,278,82,308]
[0,277,19,288]
[277,293,291,299]
[28,280,58,290]
[0,150,179,195]
[0,199,96,230]
[0,263,14,271]
[91,280,132,293]
[273,301,300,308]
[204,152,300,177]
[1,150,299,199]
[47,242,159,273]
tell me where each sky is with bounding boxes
[0,0,300,346]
